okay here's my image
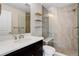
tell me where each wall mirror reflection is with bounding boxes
[0,3,30,36]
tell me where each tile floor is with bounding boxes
[54,52,66,56]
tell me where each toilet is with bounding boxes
[43,45,55,56]
[43,37,56,56]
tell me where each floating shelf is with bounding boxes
[35,26,42,28]
[35,19,42,22]
[35,12,42,16]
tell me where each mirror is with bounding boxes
[12,3,30,34]
[18,12,30,34]
[0,3,30,35]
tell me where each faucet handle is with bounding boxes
[19,34,24,39]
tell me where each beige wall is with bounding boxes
[2,4,26,33]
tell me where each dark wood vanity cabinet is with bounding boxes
[5,40,43,56]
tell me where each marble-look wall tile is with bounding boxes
[42,7,49,38]
[30,3,42,36]
[50,4,78,56]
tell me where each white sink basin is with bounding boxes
[0,34,43,56]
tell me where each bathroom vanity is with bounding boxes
[0,5,43,56]
[0,35,43,56]
[6,40,43,56]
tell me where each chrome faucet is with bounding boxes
[14,36,17,40]
[12,35,17,40]
[19,34,24,39]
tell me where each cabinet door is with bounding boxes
[5,40,43,56]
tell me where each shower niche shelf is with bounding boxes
[35,19,42,29]
[35,12,42,16]
[35,19,42,22]
[35,26,42,28]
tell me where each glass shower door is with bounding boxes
[18,15,25,34]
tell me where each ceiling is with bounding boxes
[4,3,72,12]
[5,3,30,12]
[42,3,72,9]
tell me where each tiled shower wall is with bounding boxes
[77,4,79,56]
[50,4,78,56]
[30,3,42,36]
[42,7,49,39]
[30,4,49,37]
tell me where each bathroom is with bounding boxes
[0,3,78,56]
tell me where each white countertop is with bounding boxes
[0,35,43,56]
